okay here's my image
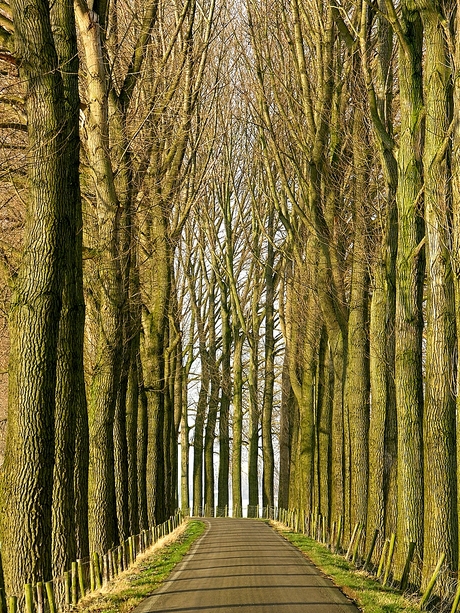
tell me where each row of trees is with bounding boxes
[1,0,460,604]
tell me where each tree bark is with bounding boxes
[344,106,370,531]
[419,4,457,589]
[393,1,425,577]
[232,334,244,516]
[1,0,70,593]
[50,0,86,577]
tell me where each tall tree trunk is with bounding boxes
[359,0,398,551]
[451,0,460,563]
[262,217,275,510]
[316,328,332,520]
[126,333,140,536]
[50,0,85,576]
[232,333,244,516]
[75,1,123,553]
[137,359,149,530]
[345,106,370,531]
[180,379,190,513]
[218,291,231,512]
[204,280,218,516]
[114,363,130,543]
[1,0,69,592]
[204,372,219,516]
[139,200,171,525]
[247,329,259,517]
[393,2,425,578]
[419,4,457,589]
[278,351,293,510]
[367,189,398,551]
[180,318,194,514]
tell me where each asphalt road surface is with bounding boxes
[133,517,360,613]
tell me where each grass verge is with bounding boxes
[270,521,420,613]
[76,519,206,613]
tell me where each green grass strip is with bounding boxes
[77,520,206,613]
[276,526,420,613]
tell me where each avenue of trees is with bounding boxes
[1,0,460,604]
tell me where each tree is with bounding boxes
[1,0,78,593]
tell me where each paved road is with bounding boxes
[134,518,360,613]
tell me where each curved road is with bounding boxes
[134,518,360,613]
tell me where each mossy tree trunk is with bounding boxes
[217,287,231,511]
[392,0,425,577]
[315,328,332,520]
[418,3,457,589]
[278,350,293,510]
[50,0,87,576]
[75,0,123,553]
[451,0,460,561]
[140,200,171,525]
[344,105,370,531]
[232,333,244,516]
[1,0,71,593]
[204,273,219,516]
[359,0,398,549]
[261,211,276,510]
[247,261,261,518]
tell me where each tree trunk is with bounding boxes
[393,4,425,578]
[278,351,293,510]
[367,189,398,552]
[316,328,332,520]
[126,333,140,536]
[50,0,85,577]
[218,291,231,512]
[75,1,123,553]
[419,5,457,589]
[451,0,460,563]
[139,200,171,525]
[137,359,149,530]
[262,218,275,510]
[247,330,259,517]
[344,106,370,531]
[1,0,69,593]
[232,333,244,516]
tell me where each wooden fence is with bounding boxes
[0,511,185,613]
[276,508,455,613]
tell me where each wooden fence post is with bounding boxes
[382,533,396,587]
[35,582,44,613]
[71,560,78,604]
[450,582,460,613]
[363,529,379,571]
[420,553,445,610]
[89,558,95,593]
[335,516,343,552]
[102,554,109,585]
[377,539,389,579]
[24,583,34,613]
[400,542,416,592]
[352,524,364,565]
[77,558,85,597]
[64,571,71,604]
[108,549,114,580]
[92,552,102,589]
[45,581,57,613]
[346,523,360,560]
